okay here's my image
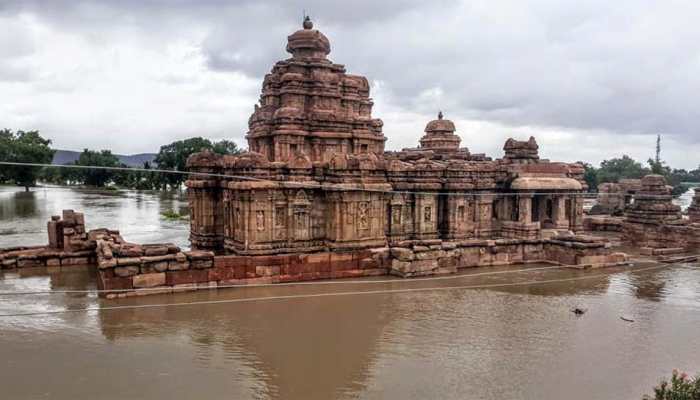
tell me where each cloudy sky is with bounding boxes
[1,0,699,169]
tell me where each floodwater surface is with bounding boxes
[1,186,699,400]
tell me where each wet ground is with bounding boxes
[1,186,699,399]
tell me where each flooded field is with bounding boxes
[1,186,699,400]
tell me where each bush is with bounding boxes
[644,370,700,400]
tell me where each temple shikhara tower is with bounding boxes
[185,17,621,280]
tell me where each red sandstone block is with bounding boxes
[234,265,246,279]
[214,256,248,268]
[279,274,301,283]
[330,260,358,272]
[301,272,316,281]
[208,266,237,282]
[100,276,133,292]
[302,252,329,264]
[319,262,331,273]
[301,263,316,274]
[288,264,301,275]
[249,255,288,267]
[245,265,257,278]
[352,250,374,260]
[330,253,354,262]
[359,258,378,269]
[165,269,209,286]
[318,271,330,280]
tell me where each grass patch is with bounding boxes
[161,210,189,220]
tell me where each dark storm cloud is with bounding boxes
[1,0,699,161]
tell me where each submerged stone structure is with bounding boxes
[622,175,700,252]
[184,18,622,282]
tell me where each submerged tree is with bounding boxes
[71,149,121,187]
[0,129,55,191]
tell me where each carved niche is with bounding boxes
[292,190,311,240]
[424,206,432,223]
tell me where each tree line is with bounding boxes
[1,129,241,191]
[2,129,698,195]
[582,157,700,196]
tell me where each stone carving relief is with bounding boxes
[358,202,369,230]
[424,206,432,223]
[275,206,286,228]
[256,210,265,231]
[392,206,402,224]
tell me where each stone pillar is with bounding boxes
[518,195,532,223]
[552,196,569,229]
[571,196,584,232]
[475,194,495,238]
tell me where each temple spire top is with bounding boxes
[438,111,443,120]
[303,15,313,29]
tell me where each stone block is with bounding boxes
[17,258,43,268]
[165,269,209,286]
[98,258,117,269]
[167,261,189,271]
[99,276,133,292]
[192,260,213,269]
[330,252,354,262]
[184,250,215,261]
[116,257,141,266]
[208,266,237,282]
[213,256,248,268]
[390,247,414,261]
[46,258,61,267]
[62,257,91,266]
[149,261,169,273]
[144,246,169,256]
[114,266,140,277]
[133,272,166,288]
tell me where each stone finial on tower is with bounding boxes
[303,15,313,29]
[438,110,443,120]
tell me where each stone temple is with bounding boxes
[184,17,619,280]
[0,18,638,298]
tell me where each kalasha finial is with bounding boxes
[303,15,313,29]
[438,111,443,120]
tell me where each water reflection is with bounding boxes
[1,186,700,399]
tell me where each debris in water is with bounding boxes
[571,308,587,315]
[620,316,635,322]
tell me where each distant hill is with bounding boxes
[52,150,157,167]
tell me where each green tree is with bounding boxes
[580,162,598,192]
[154,137,243,189]
[72,149,121,187]
[597,155,650,184]
[0,129,55,191]
[212,139,242,155]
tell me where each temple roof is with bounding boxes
[419,111,461,151]
[424,111,456,134]
[510,177,583,191]
[286,16,331,59]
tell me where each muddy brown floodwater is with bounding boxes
[1,186,700,400]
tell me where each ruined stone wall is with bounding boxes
[0,210,98,269]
